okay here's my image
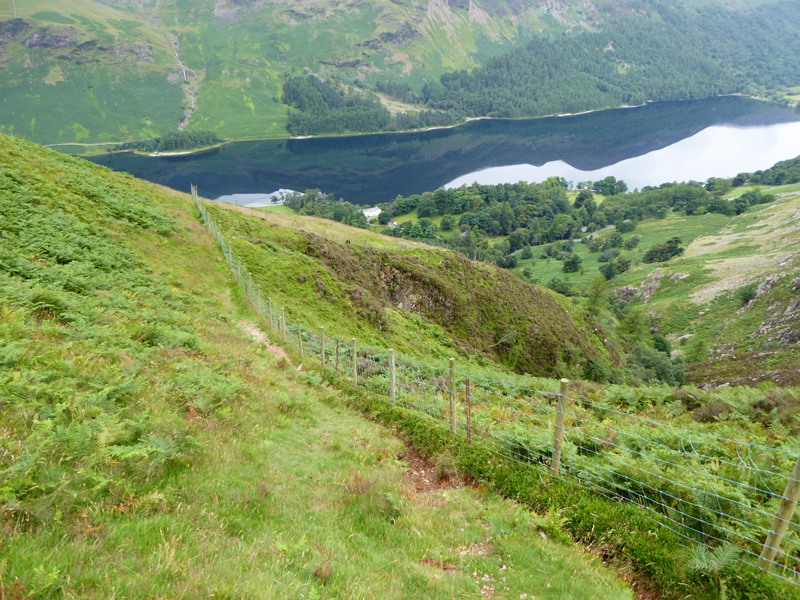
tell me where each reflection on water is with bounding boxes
[447,121,800,190]
[89,97,800,205]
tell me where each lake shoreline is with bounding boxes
[73,94,792,159]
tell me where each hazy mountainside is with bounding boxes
[1,0,799,144]
[0,133,635,599]
[423,0,800,118]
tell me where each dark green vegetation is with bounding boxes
[283,74,456,136]
[0,134,634,599]
[420,1,800,118]
[372,177,777,265]
[747,154,800,186]
[112,130,224,154]
[283,189,369,228]
[2,1,800,143]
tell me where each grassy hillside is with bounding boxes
[203,200,618,378]
[505,182,800,385]
[0,0,547,144]
[0,133,637,598]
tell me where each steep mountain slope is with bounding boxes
[0,133,633,598]
[1,0,799,144]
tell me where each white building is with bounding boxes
[362,207,382,221]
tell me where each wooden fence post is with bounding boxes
[268,297,273,330]
[466,378,472,444]
[352,338,357,389]
[321,327,325,368]
[297,320,303,358]
[389,349,396,407]
[449,358,456,436]
[758,455,800,571]
[551,379,569,477]
[280,309,286,341]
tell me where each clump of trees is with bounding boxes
[283,74,456,136]
[643,236,684,263]
[114,131,224,153]
[283,189,368,228]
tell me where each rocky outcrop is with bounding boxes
[613,269,672,304]
[23,27,78,50]
[0,18,33,41]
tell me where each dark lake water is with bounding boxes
[89,97,800,206]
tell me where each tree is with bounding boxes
[685,338,708,362]
[440,214,456,231]
[624,235,640,250]
[586,275,608,315]
[643,236,684,263]
[614,255,631,273]
[562,254,582,273]
[616,220,636,234]
[520,246,533,260]
[616,305,649,343]
[574,189,594,209]
[599,262,618,280]
[652,333,671,357]
[607,231,624,248]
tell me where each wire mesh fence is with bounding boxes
[192,186,800,585]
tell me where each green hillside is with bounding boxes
[0,133,636,599]
[1,1,799,144]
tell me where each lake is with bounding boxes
[89,97,800,206]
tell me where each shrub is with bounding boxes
[598,249,620,263]
[616,220,636,233]
[599,262,618,280]
[623,235,640,250]
[562,254,582,273]
[737,283,757,306]
[440,214,456,231]
[643,237,684,263]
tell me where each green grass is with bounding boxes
[0,133,632,599]
[257,204,295,215]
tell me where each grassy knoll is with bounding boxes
[0,134,633,598]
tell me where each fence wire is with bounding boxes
[192,187,800,586]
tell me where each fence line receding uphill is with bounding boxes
[191,186,800,586]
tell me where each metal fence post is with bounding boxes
[449,358,456,436]
[551,379,569,477]
[297,320,303,358]
[268,297,273,330]
[389,349,396,407]
[759,455,800,571]
[466,378,471,444]
[352,338,357,389]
